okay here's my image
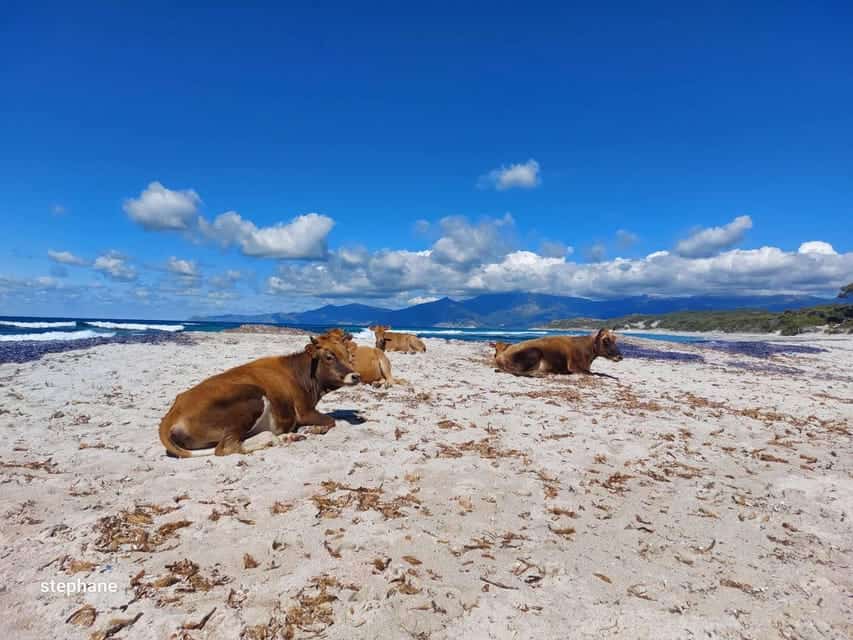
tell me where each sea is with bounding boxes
[0,316,704,346]
[0,316,824,366]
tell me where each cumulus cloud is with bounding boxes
[48,249,87,266]
[262,213,851,303]
[478,159,541,190]
[431,214,514,267]
[539,241,574,258]
[166,256,199,277]
[798,241,837,256]
[675,215,753,258]
[209,269,244,290]
[123,182,336,261]
[93,251,137,282]
[616,229,639,249]
[123,182,202,231]
[198,211,334,259]
[584,242,607,263]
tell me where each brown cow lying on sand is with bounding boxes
[159,333,360,457]
[325,328,400,387]
[492,329,623,377]
[370,325,426,353]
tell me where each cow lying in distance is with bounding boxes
[492,329,623,377]
[324,328,400,387]
[159,333,360,457]
[370,325,426,353]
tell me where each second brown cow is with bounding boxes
[492,329,623,377]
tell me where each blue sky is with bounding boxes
[2,2,851,319]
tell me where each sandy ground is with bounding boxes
[0,332,851,640]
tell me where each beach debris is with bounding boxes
[243,553,259,569]
[65,604,96,627]
[602,472,633,494]
[311,481,420,519]
[181,607,216,630]
[93,504,190,552]
[720,578,763,597]
[548,525,576,539]
[593,573,612,584]
[132,559,229,604]
[89,611,142,640]
[270,501,294,515]
[61,557,97,574]
[626,583,655,601]
[480,575,518,590]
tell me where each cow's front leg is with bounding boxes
[297,408,336,429]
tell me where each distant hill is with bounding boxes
[193,292,830,327]
[548,303,853,335]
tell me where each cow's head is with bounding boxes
[594,329,623,362]
[305,334,360,388]
[370,325,390,350]
[489,341,511,359]
[322,328,356,364]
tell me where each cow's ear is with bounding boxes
[306,337,318,356]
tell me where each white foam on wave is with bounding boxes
[0,320,77,329]
[352,328,376,346]
[85,321,184,332]
[395,328,549,337]
[0,330,115,342]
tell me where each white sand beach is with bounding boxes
[1,332,851,639]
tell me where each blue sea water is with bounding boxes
[0,316,705,345]
[0,315,819,365]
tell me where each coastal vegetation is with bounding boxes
[549,302,853,335]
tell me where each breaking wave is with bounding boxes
[0,320,77,329]
[0,330,115,342]
[84,321,185,332]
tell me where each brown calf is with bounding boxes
[323,328,398,387]
[370,325,426,353]
[492,329,623,377]
[158,334,359,457]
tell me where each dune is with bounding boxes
[0,332,850,639]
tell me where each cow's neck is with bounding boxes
[577,335,598,367]
[281,351,325,406]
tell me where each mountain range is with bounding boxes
[193,292,829,328]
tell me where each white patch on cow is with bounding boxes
[343,372,360,385]
[249,396,276,435]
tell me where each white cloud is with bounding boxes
[93,251,137,282]
[262,213,851,303]
[675,215,753,258]
[479,159,541,190]
[798,241,837,256]
[616,229,639,249]
[539,241,574,258]
[166,256,198,277]
[198,211,334,259]
[35,276,60,288]
[124,182,202,231]
[584,242,607,263]
[123,182,336,261]
[48,249,87,266]
[431,214,514,267]
[209,269,243,290]
[51,204,66,216]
